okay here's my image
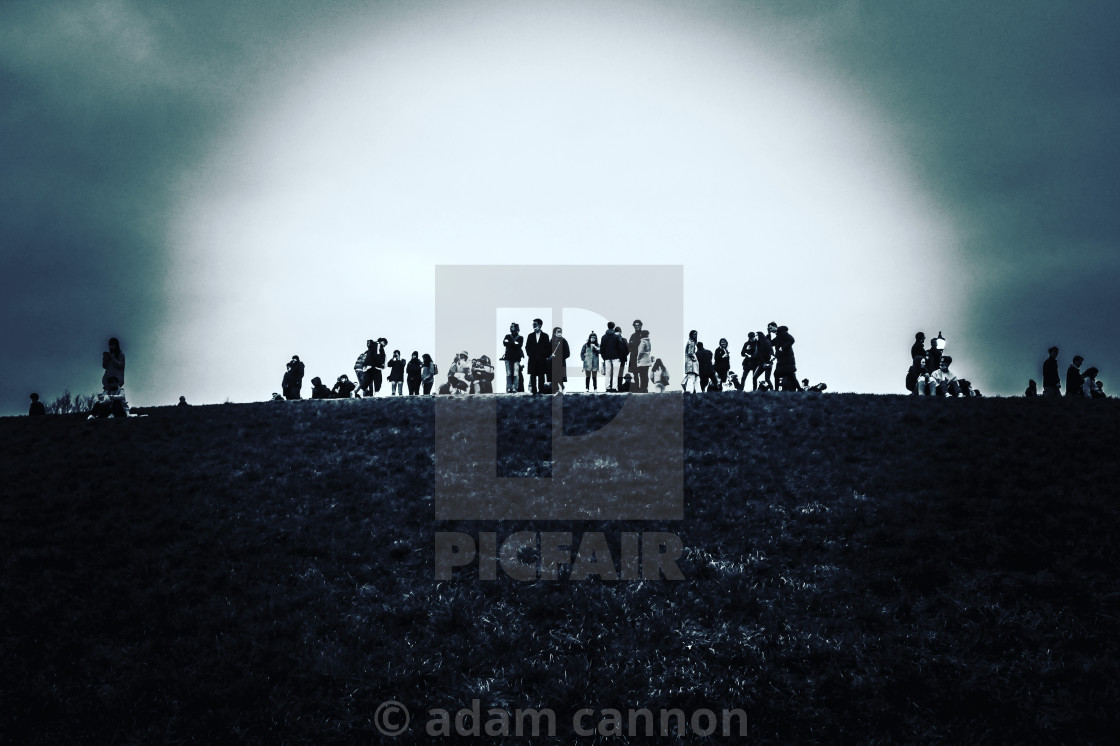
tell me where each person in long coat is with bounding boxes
[524,318,551,395]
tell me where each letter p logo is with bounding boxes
[433,265,684,520]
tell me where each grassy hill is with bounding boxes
[3,393,1119,744]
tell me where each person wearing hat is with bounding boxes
[331,374,356,399]
[310,376,332,400]
[282,355,304,399]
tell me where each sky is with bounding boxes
[3,0,1118,414]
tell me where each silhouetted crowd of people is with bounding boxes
[270,318,824,400]
[1026,347,1107,399]
[23,327,1114,416]
[906,332,978,397]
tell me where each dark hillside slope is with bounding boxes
[3,394,1118,744]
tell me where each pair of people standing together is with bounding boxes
[502,319,651,394]
[600,320,651,393]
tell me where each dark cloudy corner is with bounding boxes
[773,1,1120,396]
[0,2,363,415]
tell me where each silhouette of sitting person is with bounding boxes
[1083,367,1104,398]
[178,395,190,406]
[650,357,670,392]
[449,353,472,393]
[930,355,961,397]
[310,376,332,399]
[331,374,356,399]
[801,378,828,392]
[29,393,46,416]
[88,376,129,418]
[1025,380,1038,397]
[619,373,633,393]
[470,355,495,394]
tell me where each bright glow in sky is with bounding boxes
[165,1,955,403]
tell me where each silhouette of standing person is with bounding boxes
[370,338,388,395]
[387,350,406,395]
[406,351,423,395]
[634,328,652,393]
[525,319,550,395]
[697,341,716,391]
[102,337,125,389]
[627,320,645,390]
[581,332,601,391]
[421,354,438,395]
[282,355,304,400]
[907,332,926,393]
[753,330,773,391]
[714,338,731,386]
[1066,355,1085,398]
[549,327,571,394]
[502,323,524,394]
[683,330,700,393]
[600,322,624,392]
[1042,346,1061,397]
[772,325,802,391]
[355,339,376,397]
[741,332,757,387]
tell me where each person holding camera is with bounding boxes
[406,351,423,395]
[102,337,125,389]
